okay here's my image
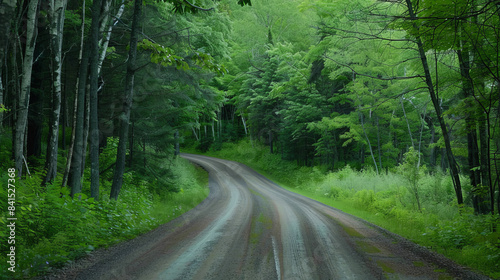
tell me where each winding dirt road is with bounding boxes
[65,154,488,280]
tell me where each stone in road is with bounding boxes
[59,154,488,280]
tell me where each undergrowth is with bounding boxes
[193,139,500,279]
[0,155,208,279]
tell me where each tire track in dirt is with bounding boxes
[55,154,489,280]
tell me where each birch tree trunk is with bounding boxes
[98,0,125,75]
[359,109,379,175]
[400,97,414,149]
[65,0,124,190]
[14,0,39,178]
[241,116,248,135]
[43,0,68,185]
[110,0,142,200]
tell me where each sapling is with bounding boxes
[398,147,423,212]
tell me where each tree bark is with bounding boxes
[478,113,490,196]
[376,115,383,171]
[98,0,125,75]
[43,0,68,185]
[88,0,103,199]
[359,110,379,175]
[110,0,142,200]
[27,68,43,159]
[174,129,180,156]
[267,130,272,154]
[400,97,414,148]
[425,115,437,168]
[69,46,90,196]
[0,0,17,133]
[14,0,39,178]
[129,121,134,166]
[242,115,248,135]
[458,48,485,213]
[63,0,86,188]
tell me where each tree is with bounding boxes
[300,0,467,206]
[0,0,16,133]
[43,0,68,185]
[109,0,249,200]
[399,146,423,212]
[14,0,39,178]
[110,0,142,200]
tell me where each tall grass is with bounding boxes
[195,139,500,279]
[0,156,208,279]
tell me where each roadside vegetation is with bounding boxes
[1,0,500,278]
[195,139,500,279]
[0,138,208,278]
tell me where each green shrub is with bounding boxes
[353,190,375,209]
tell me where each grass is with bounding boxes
[185,139,500,279]
[0,155,209,279]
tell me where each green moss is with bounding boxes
[249,188,266,200]
[437,274,454,280]
[412,261,425,267]
[356,240,381,254]
[376,260,395,273]
[341,225,364,238]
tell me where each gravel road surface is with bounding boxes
[46,154,489,280]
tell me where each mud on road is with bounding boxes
[44,154,490,280]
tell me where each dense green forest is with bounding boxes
[0,0,500,278]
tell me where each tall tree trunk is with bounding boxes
[98,0,125,75]
[61,75,67,151]
[14,0,39,178]
[129,121,134,166]
[478,113,490,195]
[43,0,68,185]
[88,0,103,199]
[457,45,486,213]
[242,115,248,135]
[10,35,19,157]
[192,126,199,141]
[405,0,463,205]
[426,116,436,168]
[69,46,90,196]
[174,129,180,156]
[0,0,17,133]
[143,137,146,167]
[376,115,382,171]
[417,108,427,168]
[27,67,42,158]
[110,0,142,200]
[359,110,379,175]
[400,97,414,148]
[64,0,123,188]
[63,0,86,188]
[269,130,273,154]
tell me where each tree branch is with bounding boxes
[183,0,215,12]
[323,55,425,81]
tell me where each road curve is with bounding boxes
[68,154,487,280]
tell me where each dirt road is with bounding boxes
[66,154,487,280]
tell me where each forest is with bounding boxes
[0,0,500,278]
